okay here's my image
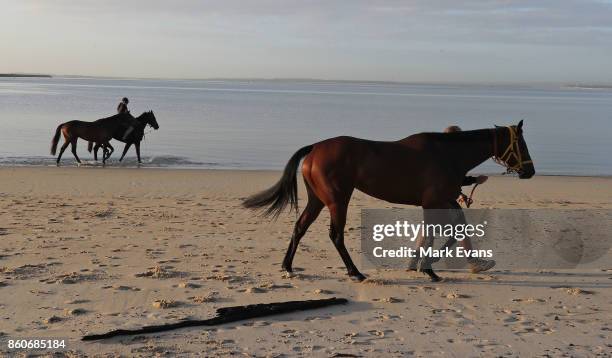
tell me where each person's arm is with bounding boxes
[462,175,488,186]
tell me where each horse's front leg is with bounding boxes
[434,201,465,254]
[135,142,142,163]
[443,200,496,274]
[418,208,450,282]
[119,143,132,162]
[93,143,101,161]
[327,193,366,282]
[411,198,458,282]
[101,145,108,165]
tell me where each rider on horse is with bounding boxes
[117,97,139,140]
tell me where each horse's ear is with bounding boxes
[517,119,523,130]
[494,125,501,128]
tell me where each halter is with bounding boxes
[491,126,532,174]
[141,114,158,139]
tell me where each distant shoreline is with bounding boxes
[564,84,612,90]
[4,74,611,89]
[0,73,52,78]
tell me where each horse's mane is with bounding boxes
[112,112,134,119]
[96,112,134,122]
[423,128,492,143]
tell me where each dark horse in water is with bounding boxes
[87,112,160,163]
[50,111,159,165]
[244,121,535,282]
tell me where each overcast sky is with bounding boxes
[1,0,611,83]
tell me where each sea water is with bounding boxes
[0,76,610,175]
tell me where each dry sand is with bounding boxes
[0,167,610,356]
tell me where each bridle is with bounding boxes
[491,126,532,174]
[460,126,532,208]
[141,113,158,138]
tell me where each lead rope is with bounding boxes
[459,128,498,208]
[459,128,499,208]
[459,183,479,208]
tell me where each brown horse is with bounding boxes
[50,111,157,165]
[243,121,535,282]
[87,112,160,163]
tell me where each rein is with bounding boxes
[140,118,156,140]
[143,127,155,137]
[491,126,532,174]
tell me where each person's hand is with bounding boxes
[476,175,488,184]
[457,193,473,207]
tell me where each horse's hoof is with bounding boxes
[282,271,295,279]
[421,268,441,282]
[427,272,442,282]
[349,273,367,282]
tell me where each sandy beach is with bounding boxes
[0,167,610,357]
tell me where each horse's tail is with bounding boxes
[87,141,94,153]
[243,145,313,218]
[50,124,64,155]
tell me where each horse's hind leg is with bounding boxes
[93,143,101,161]
[70,138,81,164]
[281,185,324,274]
[328,200,366,282]
[56,140,70,165]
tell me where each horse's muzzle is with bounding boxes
[519,168,535,179]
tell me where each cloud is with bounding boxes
[2,0,611,82]
[11,0,612,45]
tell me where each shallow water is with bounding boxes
[1,77,610,175]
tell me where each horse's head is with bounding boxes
[493,120,535,179]
[143,110,159,130]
